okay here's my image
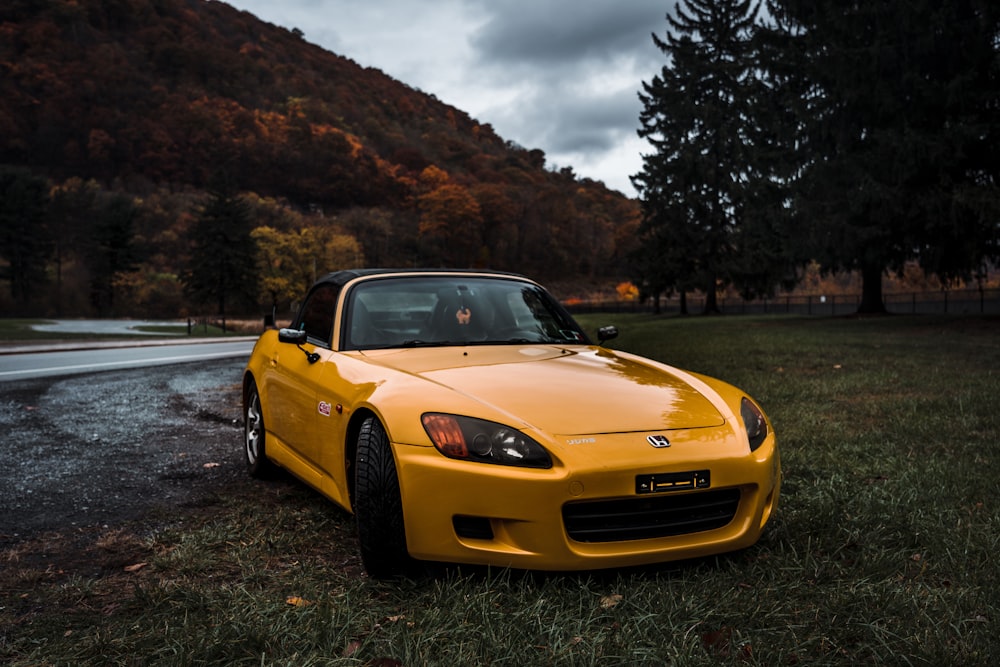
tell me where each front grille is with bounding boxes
[562,488,740,543]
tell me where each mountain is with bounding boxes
[0,0,640,317]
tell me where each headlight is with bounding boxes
[421,413,552,469]
[740,397,768,452]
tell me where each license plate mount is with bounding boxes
[636,470,710,494]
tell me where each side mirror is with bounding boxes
[278,328,307,345]
[278,327,319,363]
[597,325,618,345]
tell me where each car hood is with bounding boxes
[358,345,726,436]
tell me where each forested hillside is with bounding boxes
[0,0,639,318]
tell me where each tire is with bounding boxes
[354,416,409,577]
[244,381,276,478]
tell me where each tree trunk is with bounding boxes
[218,293,227,333]
[703,278,720,315]
[858,261,887,314]
[679,291,688,315]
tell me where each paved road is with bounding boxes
[0,340,256,382]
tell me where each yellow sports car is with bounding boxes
[243,269,780,576]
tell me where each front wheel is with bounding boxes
[244,380,276,478]
[354,416,409,577]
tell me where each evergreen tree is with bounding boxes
[633,0,788,313]
[182,177,258,328]
[48,178,100,316]
[764,0,1000,312]
[86,194,139,316]
[0,166,51,312]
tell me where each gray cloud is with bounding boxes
[486,79,641,154]
[455,0,668,185]
[468,0,669,66]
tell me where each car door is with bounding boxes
[263,283,340,486]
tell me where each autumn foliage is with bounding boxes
[0,0,639,318]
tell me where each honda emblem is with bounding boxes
[647,434,671,448]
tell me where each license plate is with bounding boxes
[636,470,710,494]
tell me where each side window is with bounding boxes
[297,284,339,347]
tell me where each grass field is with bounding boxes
[0,319,258,341]
[3,314,998,665]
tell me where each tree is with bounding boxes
[764,0,1000,312]
[86,193,140,316]
[0,166,51,311]
[183,179,258,327]
[633,0,778,314]
[251,225,297,316]
[252,224,364,318]
[47,178,100,315]
[417,183,483,267]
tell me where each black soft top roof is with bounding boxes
[312,268,526,289]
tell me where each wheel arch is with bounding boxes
[345,406,379,509]
[242,370,257,406]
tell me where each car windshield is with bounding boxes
[342,275,589,350]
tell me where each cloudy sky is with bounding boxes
[224,0,675,197]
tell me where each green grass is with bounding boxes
[133,323,246,337]
[3,314,999,665]
[0,319,252,341]
[0,319,69,341]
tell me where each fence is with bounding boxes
[565,288,1000,317]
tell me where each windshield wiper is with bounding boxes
[400,339,452,348]
[463,337,545,345]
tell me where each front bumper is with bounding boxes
[393,429,780,571]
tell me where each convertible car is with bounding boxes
[243,269,780,576]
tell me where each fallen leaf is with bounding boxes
[343,640,362,657]
[702,627,753,662]
[833,364,843,369]
[124,562,148,573]
[702,627,733,657]
[64,630,73,637]
[600,594,623,609]
[286,596,312,607]
[203,462,220,468]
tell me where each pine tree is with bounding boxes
[764,0,1000,312]
[183,176,258,328]
[633,0,788,313]
[86,194,139,316]
[0,167,51,312]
